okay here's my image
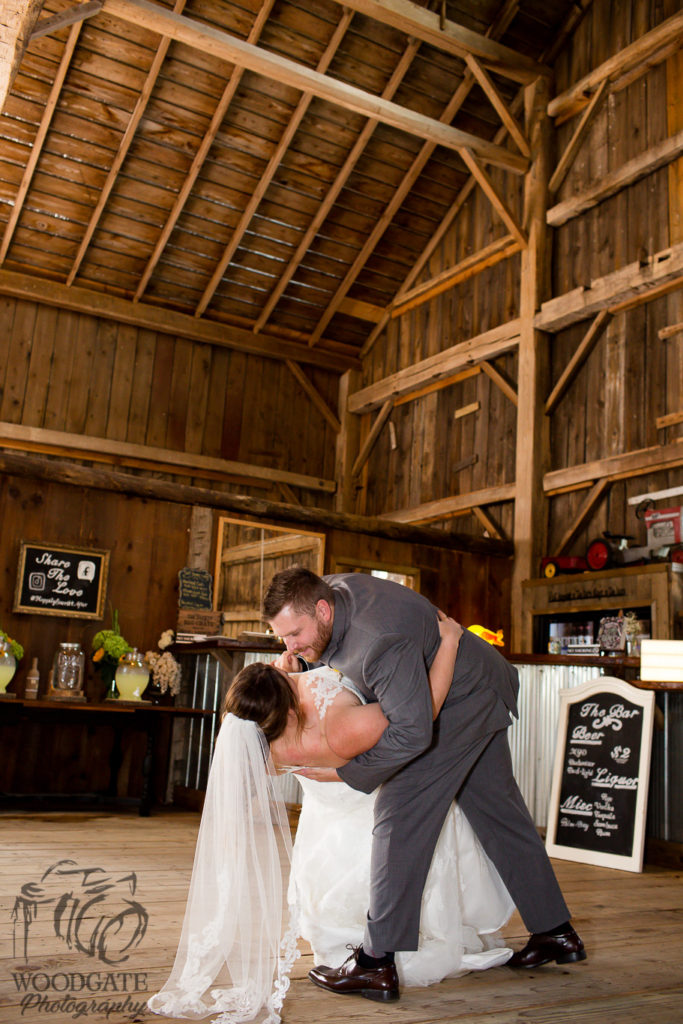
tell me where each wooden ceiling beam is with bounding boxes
[0,0,43,112]
[0,268,358,372]
[30,0,102,40]
[194,7,353,318]
[359,1,527,357]
[464,54,529,157]
[285,361,341,435]
[0,422,337,493]
[549,9,683,123]
[336,0,547,84]
[308,0,523,347]
[544,439,683,494]
[391,235,522,318]
[134,0,275,303]
[349,319,522,414]
[0,450,513,557]
[548,128,683,227]
[544,309,612,415]
[67,0,186,287]
[379,483,517,525]
[537,242,683,332]
[548,79,608,197]
[0,19,81,265]
[351,399,394,478]
[253,37,420,334]
[101,0,527,174]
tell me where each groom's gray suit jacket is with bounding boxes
[320,573,568,952]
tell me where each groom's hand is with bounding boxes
[295,767,340,782]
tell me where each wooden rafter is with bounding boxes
[544,439,683,494]
[393,367,480,407]
[359,2,527,357]
[285,361,341,435]
[659,321,683,339]
[102,0,527,174]
[555,479,611,555]
[472,505,506,541]
[464,54,529,157]
[548,79,608,196]
[133,0,275,303]
[336,0,547,84]
[459,148,528,248]
[349,320,521,414]
[0,269,357,373]
[548,129,683,227]
[0,0,43,112]
[379,483,516,525]
[253,37,420,334]
[480,360,518,405]
[0,450,513,556]
[0,20,82,265]
[0,421,337,493]
[67,0,187,287]
[544,309,612,414]
[549,9,683,123]
[351,399,394,478]
[30,1,102,41]
[306,0,524,347]
[390,235,522,319]
[194,7,353,318]
[537,242,683,332]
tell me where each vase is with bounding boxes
[99,662,118,700]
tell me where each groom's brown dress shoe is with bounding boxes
[308,947,400,1002]
[508,926,586,968]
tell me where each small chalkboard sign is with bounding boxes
[178,567,213,610]
[546,677,655,872]
[14,541,109,620]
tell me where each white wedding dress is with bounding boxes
[148,667,514,1024]
[290,668,514,987]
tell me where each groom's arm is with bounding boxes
[337,632,434,794]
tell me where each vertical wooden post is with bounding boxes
[512,76,551,649]
[335,369,362,514]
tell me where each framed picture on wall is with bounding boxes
[14,541,110,619]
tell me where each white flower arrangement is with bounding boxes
[144,632,181,696]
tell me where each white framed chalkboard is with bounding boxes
[14,541,109,619]
[545,677,655,873]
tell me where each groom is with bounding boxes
[264,568,585,1002]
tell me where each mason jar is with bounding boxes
[52,642,85,691]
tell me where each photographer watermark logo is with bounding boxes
[10,859,150,1019]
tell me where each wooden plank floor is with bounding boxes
[1,810,681,1024]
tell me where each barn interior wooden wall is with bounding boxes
[0,0,681,718]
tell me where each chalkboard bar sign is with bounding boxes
[178,567,213,610]
[545,677,655,873]
[14,541,109,620]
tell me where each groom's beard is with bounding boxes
[300,618,333,662]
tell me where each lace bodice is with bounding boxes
[301,667,366,721]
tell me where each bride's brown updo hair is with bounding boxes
[223,662,305,744]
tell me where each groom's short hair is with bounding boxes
[263,566,334,619]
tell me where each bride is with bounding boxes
[148,617,513,1024]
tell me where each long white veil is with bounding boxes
[147,713,299,1024]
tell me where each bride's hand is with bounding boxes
[295,767,341,782]
[273,651,300,673]
[437,611,464,647]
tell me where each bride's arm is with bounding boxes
[429,614,463,718]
